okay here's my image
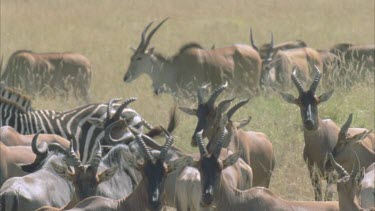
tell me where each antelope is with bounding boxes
[1,50,91,102]
[179,83,275,188]
[181,129,339,211]
[123,18,262,96]
[360,163,375,208]
[329,154,374,210]
[64,127,191,211]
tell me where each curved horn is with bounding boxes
[129,126,153,161]
[159,127,174,161]
[31,130,48,156]
[250,28,258,51]
[64,135,81,167]
[137,20,155,52]
[48,143,69,155]
[107,98,122,120]
[195,130,208,156]
[270,32,274,49]
[291,69,304,94]
[142,17,169,52]
[89,140,102,170]
[351,152,361,177]
[217,97,236,115]
[142,118,153,130]
[197,83,211,104]
[329,153,349,177]
[206,82,228,108]
[213,128,229,157]
[227,98,250,120]
[111,97,137,121]
[309,65,322,93]
[339,113,353,137]
[104,120,135,144]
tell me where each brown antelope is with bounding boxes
[36,138,117,211]
[181,129,339,211]
[65,127,191,211]
[124,18,262,96]
[329,154,374,211]
[1,50,91,102]
[330,113,375,174]
[179,83,275,188]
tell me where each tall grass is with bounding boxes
[1,0,374,201]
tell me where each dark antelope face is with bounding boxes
[279,67,334,130]
[143,159,168,210]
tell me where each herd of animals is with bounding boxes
[0,18,374,211]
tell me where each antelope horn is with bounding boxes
[142,118,153,130]
[104,120,135,144]
[137,20,155,52]
[107,98,122,120]
[111,97,137,121]
[249,28,258,51]
[339,113,353,137]
[159,127,174,161]
[350,152,361,177]
[64,135,81,167]
[207,82,228,108]
[217,97,236,115]
[89,140,102,170]
[129,126,153,161]
[195,130,208,156]
[227,98,250,120]
[214,128,229,157]
[329,153,349,178]
[270,32,274,49]
[31,130,48,156]
[197,83,211,104]
[309,65,322,93]
[291,69,304,94]
[142,17,169,52]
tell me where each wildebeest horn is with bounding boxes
[159,127,174,162]
[31,130,48,156]
[142,17,169,52]
[137,20,155,52]
[291,69,304,94]
[350,152,361,178]
[309,65,322,93]
[89,140,102,170]
[107,98,122,120]
[339,113,353,137]
[329,153,349,178]
[129,126,153,161]
[214,128,229,157]
[104,120,135,144]
[197,83,211,104]
[227,98,250,120]
[195,130,208,156]
[111,97,137,121]
[207,82,228,108]
[249,28,258,51]
[64,135,81,167]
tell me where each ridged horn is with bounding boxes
[195,130,208,156]
[129,126,153,161]
[207,82,228,108]
[136,20,155,52]
[291,69,304,94]
[250,28,258,51]
[89,140,102,171]
[64,135,81,167]
[111,97,137,121]
[107,98,122,120]
[329,153,349,177]
[227,98,250,120]
[350,152,361,177]
[197,83,211,104]
[159,127,174,161]
[213,128,229,157]
[31,130,48,156]
[142,17,169,52]
[309,65,322,93]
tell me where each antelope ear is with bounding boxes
[235,116,252,129]
[98,166,118,183]
[318,90,334,104]
[179,107,197,116]
[168,156,195,173]
[87,118,105,129]
[51,162,70,180]
[351,130,372,142]
[147,47,155,54]
[279,92,297,104]
[130,46,136,52]
[223,152,241,169]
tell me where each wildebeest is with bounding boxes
[123,18,262,96]
[1,50,91,102]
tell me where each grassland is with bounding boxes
[1,0,374,201]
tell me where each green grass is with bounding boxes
[1,0,374,201]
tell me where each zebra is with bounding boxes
[0,82,32,112]
[0,96,143,164]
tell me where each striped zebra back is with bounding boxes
[0,83,32,111]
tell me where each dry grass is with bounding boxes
[1,0,374,201]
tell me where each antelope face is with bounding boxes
[298,91,319,130]
[124,51,154,83]
[143,159,168,210]
[199,155,222,207]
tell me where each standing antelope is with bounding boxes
[124,18,262,96]
[180,83,275,187]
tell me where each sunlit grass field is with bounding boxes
[1,0,374,201]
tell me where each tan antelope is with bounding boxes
[330,113,375,174]
[329,154,375,211]
[181,129,339,211]
[179,83,275,188]
[36,138,117,211]
[65,127,191,211]
[1,50,91,102]
[124,18,262,96]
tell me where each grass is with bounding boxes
[1,0,374,201]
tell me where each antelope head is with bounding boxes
[279,66,334,130]
[124,18,169,83]
[250,28,274,63]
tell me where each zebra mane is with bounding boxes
[0,96,27,113]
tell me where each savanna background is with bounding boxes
[1,0,374,201]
